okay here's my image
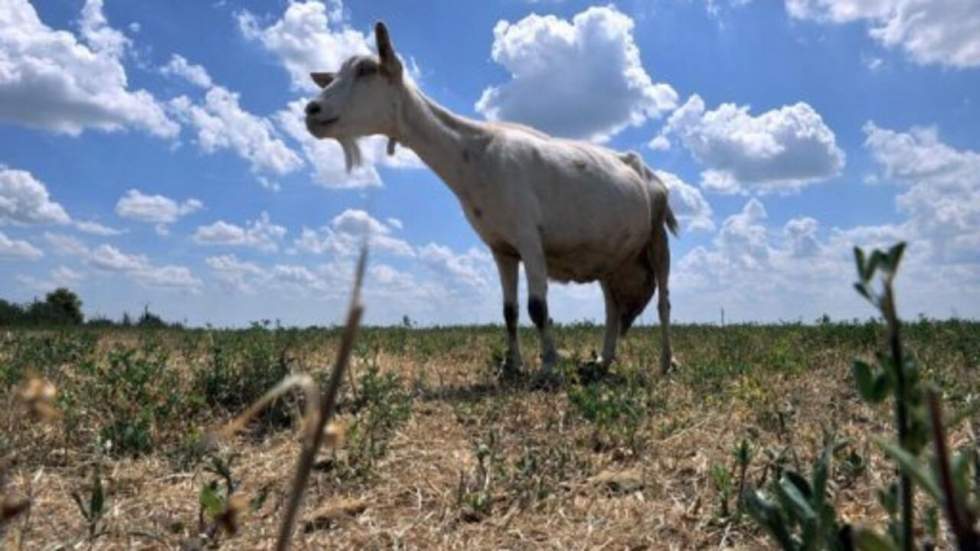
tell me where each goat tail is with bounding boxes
[665,204,679,237]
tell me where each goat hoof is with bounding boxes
[576,358,611,384]
[531,368,563,390]
[499,358,523,381]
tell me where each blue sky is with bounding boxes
[1,0,979,326]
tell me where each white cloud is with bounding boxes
[0,230,42,260]
[0,0,178,137]
[115,189,202,234]
[88,244,148,272]
[206,254,265,293]
[672,123,980,322]
[130,265,203,290]
[784,216,821,257]
[44,232,88,256]
[193,212,287,252]
[476,6,678,142]
[85,242,201,291]
[74,219,125,236]
[0,166,70,225]
[653,94,845,194]
[786,0,980,69]
[294,209,414,257]
[863,122,980,262]
[169,86,304,178]
[161,54,213,88]
[237,0,371,92]
[654,170,715,232]
[418,244,494,291]
[17,266,85,293]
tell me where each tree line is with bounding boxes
[0,288,174,328]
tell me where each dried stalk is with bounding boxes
[274,247,367,551]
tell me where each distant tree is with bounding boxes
[137,305,166,328]
[0,299,25,325]
[121,312,133,327]
[44,288,84,325]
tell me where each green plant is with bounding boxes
[567,375,648,453]
[744,435,848,550]
[70,463,106,540]
[456,431,501,522]
[851,243,926,550]
[92,344,183,456]
[745,242,980,550]
[342,364,412,478]
[711,463,734,518]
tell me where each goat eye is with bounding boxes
[355,64,376,78]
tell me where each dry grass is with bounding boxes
[1,320,977,549]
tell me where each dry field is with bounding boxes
[1,320,978,549]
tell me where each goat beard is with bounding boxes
[337,137,363,173]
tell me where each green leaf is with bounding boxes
[852,527,898,551]
[745,490,798,551]
[852,361,889,403]
[779,475,817,524]
[90,467,104,519]
[868,251,885,279]
[199,482,225,518]
[887,242,906,273]
[876,438,941,501]
[783,470,813,500]
[812,442,831,509]
[854,247,868,280]
[854,283,871,301]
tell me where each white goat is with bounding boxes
[305,22,678,375]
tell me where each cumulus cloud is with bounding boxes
[786,0,980,69]
[653,94,845,194]
[0,230,42,260]
[161,54,213,88]
[74,220,125,236]
[81,242,202,291]
[653,170,715,232]
[17,266,85,293]
[193,212,287,252]
[88,244,148,272]
[476,6,678,142]
[294,209,414,257]
[863,122,980,262]
[129,265,202,290]
[0,0,178,137]
[237,0,371,92]
[44,232,88,256]
[115,189,202,234]
[206,254,266,293]
[169,86,303,179]
[672,122,980,321]
[418,244,494,291]
[0,166,70,225]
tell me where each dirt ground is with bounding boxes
[1,322,977,549]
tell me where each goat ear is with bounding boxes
[374,22,403,80]
[310,72,334,88]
